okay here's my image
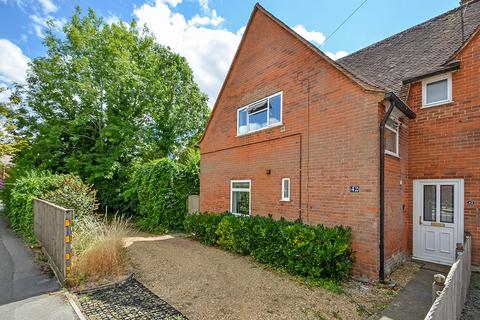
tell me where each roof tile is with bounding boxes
[337,0,480,99]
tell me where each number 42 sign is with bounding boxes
[350,185,360,193]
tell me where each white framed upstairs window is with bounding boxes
[422,73,452,108]
[281,178,290,201]
[237,92,282,136]
[230,180,251,216]
[385,118,399,157]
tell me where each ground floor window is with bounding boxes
[281,178,290,201]
[230,180,251,215]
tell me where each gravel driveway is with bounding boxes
[128,236,362,320]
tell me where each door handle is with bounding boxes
[419,216,422,225]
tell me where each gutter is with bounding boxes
[379,92,415,282]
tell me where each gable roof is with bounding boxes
[252,4,382,92]
[338,0,480,99]
[199,3,384,144]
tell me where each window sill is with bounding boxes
[385,151,400,159]
[231,212,251,217]
[280,199,291,202]
[236,123,283,137]
[421,100,453,109]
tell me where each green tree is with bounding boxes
[15,8,210,211]
[0,87,28,160]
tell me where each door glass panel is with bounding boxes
[440,185,454,223]
[423,185,436,221]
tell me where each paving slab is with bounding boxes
[0,292,78,320]
[379,268,438,320]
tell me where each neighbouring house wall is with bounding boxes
[199,8,384,280]
[406,31,480,266]
[383,113,410,275]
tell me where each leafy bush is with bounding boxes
[2,171,63,241]
[183,212,225,245]
[124,156,199,233]
[1,171,96,242]
[185,213,353,281]
[44,175,98,220]
[216,215,252,255]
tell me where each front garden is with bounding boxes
[128,234,420,320]
[1,2,355,294]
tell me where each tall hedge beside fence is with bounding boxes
[124,157,199,232]
[1,171,97,242]
[184,213,354,281]
[2,171,64,241]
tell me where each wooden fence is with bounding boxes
[424,236,471,320]
[33,199,73,284]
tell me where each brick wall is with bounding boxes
[406,31,480,266]
[384,115,409,274]
[200,8,384,280]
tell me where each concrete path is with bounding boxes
[0,212,78,319]
[380,263,449,320]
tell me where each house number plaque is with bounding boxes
[350,185,360,193]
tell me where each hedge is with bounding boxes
[123,156,199,233]
[1,171,97,242]
[184,213,353,281]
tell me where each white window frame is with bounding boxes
[385,119,400,158]
[237,92,283,136]
[281,178,290,201]
[230,180,251,216]
[422,73,452,108]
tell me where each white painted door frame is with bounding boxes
[412,179,464,265]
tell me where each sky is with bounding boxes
[0,0,461,106]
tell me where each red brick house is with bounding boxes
[199,1,480,280]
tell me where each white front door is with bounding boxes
[413,179,464,265]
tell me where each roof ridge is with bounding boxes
[339,1,479,61]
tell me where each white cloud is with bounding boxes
[188,9,224,27]
[30,14,65,38]
[162,0,182,7]
[198,0,210,13]
[134,0,242,107]
[37,0,57,14]
[325,50,349,60]
[104,15,121,25]
[0,39,30,85]
[293,24,325,46]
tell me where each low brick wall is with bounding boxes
[425,236,471,320]
[33,199,73,283]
